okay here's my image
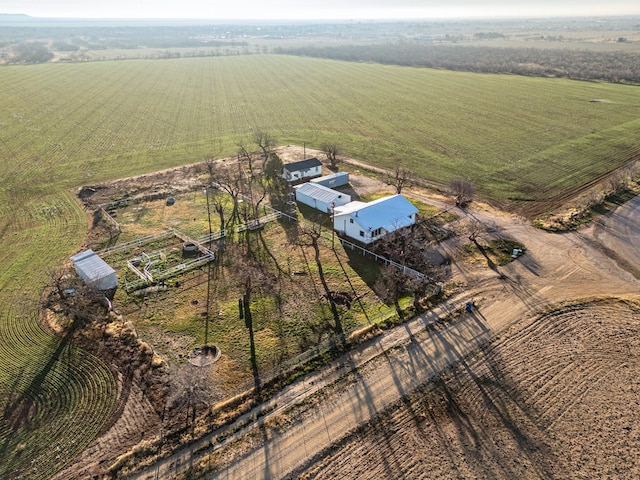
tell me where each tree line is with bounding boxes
[277,43,640,84]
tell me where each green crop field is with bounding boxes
[1,53,640,477]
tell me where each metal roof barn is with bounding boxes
[311,171,349,188]
[70,249,118,291]
[294,182,351,213]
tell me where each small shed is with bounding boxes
[310,171,349,188]
[332,194,418,244]
[70,249,118,292]
[295,182,351,213]
[282,157,323,183]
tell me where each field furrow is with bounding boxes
[297,299,639,480]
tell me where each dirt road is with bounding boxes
[590,194,640,280]
[206,213,639,479]
[133,162,640,479]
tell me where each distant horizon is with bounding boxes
[2,12,640,24]
[2,0,640,22]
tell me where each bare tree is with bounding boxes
[264,152,284,181]
[298,222,344,339]
[320,142,341,170]
[263,153,289,208]
[373,264,409,318]
[605,170,628,196]
[249,176,268,218]
[449,178,475,207]
[42,267,110,326]
[252,130,277,169]
[208,188,226,234]
[373,226,448,314]
[237,175,270,255]
[462,218,507,275]
[385,166,413,194]
[212,162,246,226]
[465,218,484,246]
[204,159,227,231]
[166,364,212,435]
[236,140,256,176]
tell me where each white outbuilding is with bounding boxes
[295,182,351,213]
[332,194,418,244]
[282,157,323,183]
[310,171,349,188]
[70,249,118,292]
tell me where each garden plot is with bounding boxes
[99,228,219,293]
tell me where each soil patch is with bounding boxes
[295,299,640,479]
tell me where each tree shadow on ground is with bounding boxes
[423,315,561,479]
[341,243,384,292]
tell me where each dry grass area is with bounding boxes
[295,298,640,479]
[55,148,426,478]
[59,148,640,479]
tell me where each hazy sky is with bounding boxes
[3,0,640,19]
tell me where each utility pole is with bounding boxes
[203,186,213,347]
[330,201,336,248]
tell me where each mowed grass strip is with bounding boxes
[1,54,640,477]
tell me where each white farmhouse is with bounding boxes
[282,157,323,183]
[332,194,418,244]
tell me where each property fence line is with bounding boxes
[172,230,216,258]
[126,259,151,283]
[237,211,282,232]
[98,229,177,257]
[263,203,298,222]
[196,229,227,245]
[124,254,215,292]
[99,227,226,258]
[229,303,403,397]
[95,227,218,292]
[99,207,121,232]
[318,229,426,280]
[123,230,216,292]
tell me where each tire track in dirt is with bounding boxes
[295,299,640,480]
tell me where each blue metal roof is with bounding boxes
[334,195,418,231]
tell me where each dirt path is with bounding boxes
[295,298,640,480]
[132,153,640,480]
[205,232,638,479]
[589,194,640,280]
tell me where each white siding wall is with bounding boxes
[284,165,322,181]
[334,214,373,243]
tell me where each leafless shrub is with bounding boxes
[449,178,475,207]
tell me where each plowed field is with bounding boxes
[296,299,640,479]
